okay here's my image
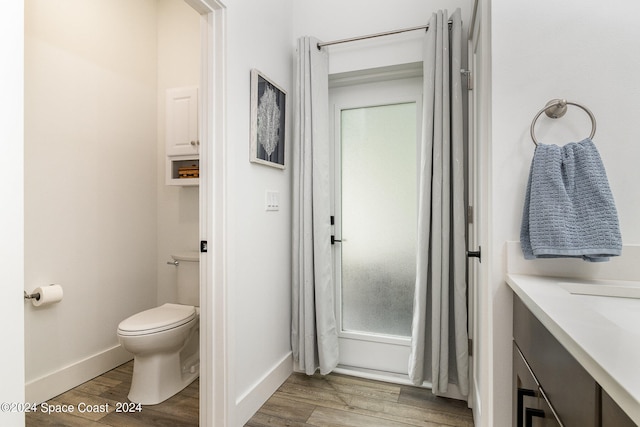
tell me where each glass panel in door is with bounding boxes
[340,102,417,339]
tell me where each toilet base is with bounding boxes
[126,325,199,405]
[128,352,199,405]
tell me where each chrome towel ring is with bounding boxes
[530,99,597,146]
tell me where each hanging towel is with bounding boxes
[520,138,622,262]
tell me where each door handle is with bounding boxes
[466,246,481,262]
[517,388,537,427]
[525,407,545,427]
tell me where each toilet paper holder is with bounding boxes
[24,285,59,301]
[24,290,41,301]
[24,284,64,307]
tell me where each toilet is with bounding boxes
[117,252,200,405]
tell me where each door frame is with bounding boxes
[183,0,228,425]
[467,0,492,422]
[0,2,25,426]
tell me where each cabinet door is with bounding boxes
[166,87,199,156]
[514,345,562,427]
[514,297,598,426]
[601,389,636,427]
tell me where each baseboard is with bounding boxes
[25,345,133,403]
[472,374,482,425]
[235,352,293,426]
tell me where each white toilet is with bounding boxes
[117,252,200,405]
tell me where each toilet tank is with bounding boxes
[172,252,199,307]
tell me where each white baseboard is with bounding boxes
[235,352,293,426]
[472,374,482,425]
[25,345,133,403]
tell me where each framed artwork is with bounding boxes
[250,69,287,169]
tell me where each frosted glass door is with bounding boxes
[331,75,421,375]
[340,103,417,338]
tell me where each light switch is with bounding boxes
[265,191,279,211]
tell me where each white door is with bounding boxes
[166,86,199,156]
[330,74,422,375]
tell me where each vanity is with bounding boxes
[508,273,640,426]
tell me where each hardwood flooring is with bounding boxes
[26,362,473,427]
[26,360,199,427]
[246,372,474,427]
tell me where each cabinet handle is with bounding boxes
[517,388,537,427]
[525,407,545,427]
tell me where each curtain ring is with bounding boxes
[530,99,597,146]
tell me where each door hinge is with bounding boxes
[461,69,473,90]
[200,240,208,253]
[467,205,474,225]
[468,338,473,357]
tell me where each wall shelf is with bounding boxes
[166,155,199,186]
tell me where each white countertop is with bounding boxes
[506,273,640,424]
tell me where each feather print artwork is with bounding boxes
[257,86,281,159]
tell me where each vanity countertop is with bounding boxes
[506,273,640,424]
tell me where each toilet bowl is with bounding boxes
[117,303,199,405]
[117,252,200,405]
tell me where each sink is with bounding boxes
[559,281,640,336]
[559,281,640,299]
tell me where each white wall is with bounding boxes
[156,0,200,304]
[223,0,295,424]
[24,0,158,401]
[0,1,24,425]
[489,1,640,425]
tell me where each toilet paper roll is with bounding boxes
[31,285,64,307]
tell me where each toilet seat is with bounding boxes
[117,303,196,336]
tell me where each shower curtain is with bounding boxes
[291,36,339,375]
[408,9,469,396]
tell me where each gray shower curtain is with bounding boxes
[291,36,339,375]
[408,9,469,396]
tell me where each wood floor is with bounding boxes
[26,362,473,427]
[26,360,199,427]
[246,372,473,427]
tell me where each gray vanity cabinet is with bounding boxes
[513,344,562,426]
[601,390,636,427]
[513,295,637,427]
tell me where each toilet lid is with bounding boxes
[117,303,196,336]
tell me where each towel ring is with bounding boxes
[530,99,597,146]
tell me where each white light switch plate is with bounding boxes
[265,191,279,211]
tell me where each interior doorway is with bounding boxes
[22,1,227,425]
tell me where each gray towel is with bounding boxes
[520,138,622,262]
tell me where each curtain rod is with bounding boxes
[317,21,452,50]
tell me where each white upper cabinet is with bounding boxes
[166,87,199,156]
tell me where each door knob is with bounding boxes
[466,246,481,262]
